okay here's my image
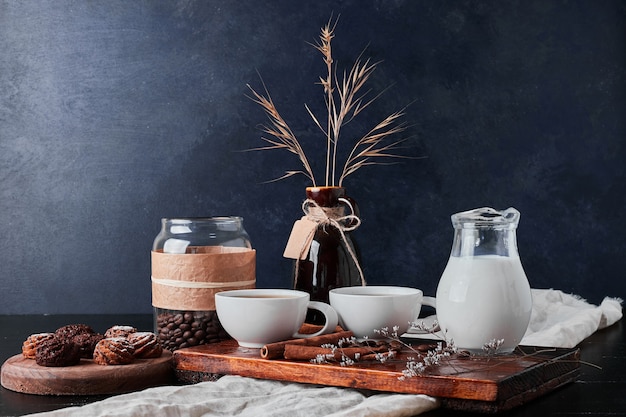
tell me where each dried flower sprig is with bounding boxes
[308,322,513,381]
[373,325,460,379]
[483,338,505,356]
[247,17,411,186]
[401,341,455,380]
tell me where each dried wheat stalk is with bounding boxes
[248,17,410,186]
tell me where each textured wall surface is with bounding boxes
[1,1,624,313]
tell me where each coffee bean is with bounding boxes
[155,310,229,351]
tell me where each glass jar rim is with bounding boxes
[162,216,243,224]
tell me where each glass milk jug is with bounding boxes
[436,207,532,354]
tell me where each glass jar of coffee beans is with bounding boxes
[151,217,255,351]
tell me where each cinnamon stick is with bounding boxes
[298,323,327,335]
[260,330,354,359]
[298,324,344,334]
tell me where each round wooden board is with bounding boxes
[1,351,173,395]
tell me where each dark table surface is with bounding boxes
[0,314,624,416]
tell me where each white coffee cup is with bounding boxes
[215,289,338,348]
[329,286,436,339]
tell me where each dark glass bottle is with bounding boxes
[294,187,364,323]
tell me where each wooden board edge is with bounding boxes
[441,367,580,413]
[172,345,581,406]
[495,347,580,401]
[173,352,500,401]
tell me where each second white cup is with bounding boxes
[329,286,435,339]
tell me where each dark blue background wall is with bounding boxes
[1,1,624,314]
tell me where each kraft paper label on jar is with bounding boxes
[151,247,256,311]
[283,217,318,260]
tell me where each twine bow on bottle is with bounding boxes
[293,198,366,287]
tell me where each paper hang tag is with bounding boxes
[283,217,318,260]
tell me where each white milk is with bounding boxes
[436,255,532,353]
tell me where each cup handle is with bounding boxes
[416,296,439,332]
[422,296,436,309]
[293,301,339,338]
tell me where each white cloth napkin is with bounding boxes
[521,288,623,348]
[25,375,440,417]
[26,289,622,417]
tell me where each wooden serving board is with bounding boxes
[173,340,580,413]
[1,351,173,395]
